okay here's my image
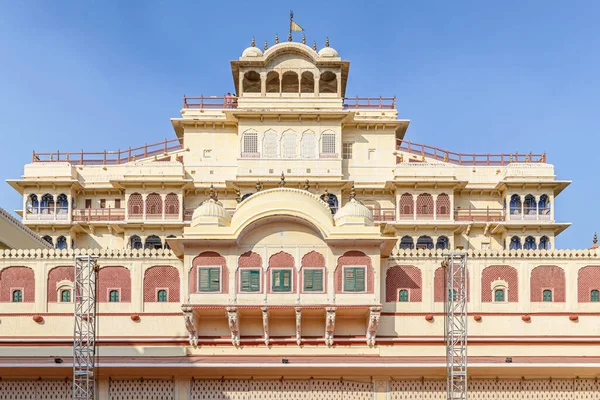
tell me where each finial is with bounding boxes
[288,32,292,42]
[209,184,217,201]
[275,34,279,44]
[325,37,330,47]
[264,41,268,50]
[256,181,262,192]
[251,37,255,47]
[304,179,310,191]
[279,172,286,187]
[542,152,546,163]
[594,232,598,245]
[349,183,356,200]
[302,34,306,44]
[235,187,241,203]
[312,41,317,51]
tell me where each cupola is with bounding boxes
[190,185,230,227]
[334,185,374,227]
[241,37,263,58]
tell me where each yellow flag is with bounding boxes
[291,21,304,31]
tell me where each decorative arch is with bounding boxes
[524,236,536,250]
[26,194,39,214]
[0,266,35,302]
[301,130,316,159]
[577,266,600,302]
[145,193,162,217]
[436,236,449,250]
[416,193,434,218]
[267,251,297,293]
[399,193,414,218]
[262,129,279,158]
[41,193,54,214]
[319,192,338,214]
[57,194,68,214]
[281,71,299,93]
[334,251,373,294]
[530,265,565,302]
[436,193,450,218]
[42,235,53,246]
[481,265,518,302]
[241,129,259,156]
[190,251,229,294]
[281,129,297,158]
[434,266,470,302]
[128,193,143,216]
[509,236,522,250]
[399,235,414,250]
[539,236,551,250]
[538,194,550,216]
[236,250,263,293]
[386,265,422,302]
[266,71,280,93]
[301,251,325,268]
[320,130,336,156]
[144,266,180,302]
[56,236,68,250]
[416,235,434,250]
[144,235,163,250]
[98,266,131,302]
[319,71,337,94]
[300,71,314,93]
[129,235,142,249]
[242,70,261,93]
[509,194,522,215]
[165,193,179,216]
[47,266,74,302]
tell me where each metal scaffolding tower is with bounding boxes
[443,252,468,400]
[73,255,99,400]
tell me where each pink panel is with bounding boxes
[386,265,422,302]
[98,266,131,302]
[0,266,35,302]
[190,251,229,294]
[530,265,565,302]
[144,266,180,302]
[481,265,518,302]
[47,266,74,302]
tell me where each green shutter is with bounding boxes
[313,269,323,291]
[241,270,250,291]
[355,268,365,291]
[494,289,505,302]
[592,290,600,302]
[109,290,119,302]
[249,270,260,292]
[61,290,71,302]
[273,270,291,292]
[344,268,355,291]
[157,289,167,302]
[543,290,552,302]
[209,268,220,291]
[12,290,22,303]
[399,289,409,302]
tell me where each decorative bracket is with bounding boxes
[366,306,381,347]
[226,307,240,347]
[262,307,270,346]
[295,307,302,346]
[325,307,336,347]
[182,306,198,348]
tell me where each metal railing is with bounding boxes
[73,208,125,222]
[343,96,396,109]
[25,207,69,221]
[182,95,396,110]
[183,96,238,109]
[454,207,505,222]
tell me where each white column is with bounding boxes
[161,193,166,221]
[67,193,73,222]
[433,194,438,220]
[413,195,416,220]
[179,192,184,222]
[142,193,147,220]
[53,194,57,219]
[175,378,191,400]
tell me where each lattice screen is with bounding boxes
[145,193,163,216]
[0,380,71,400]
[436,193,450,216]
[164,193,179,215]
[109,379,174,400]
[128,193,144,215]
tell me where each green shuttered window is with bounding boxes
[591,290,600,302]
[343,267,366,292]
[241,269,261,292]
[542,289,553,302]
[157,289,168,302]
[12,290,22,303]
[304,269,324,292]
[109,290,119,302]
[494,289,505,302]
[399,289,409,302]
[61,289,71,303]
[199,267,221,292]
[272,269,292,292]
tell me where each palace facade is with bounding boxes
[1,38,599,399]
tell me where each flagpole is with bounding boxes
[289,10,293,41]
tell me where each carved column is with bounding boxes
[325,307,336,347]
[262,307,270,346]
[226,307,240,347]
[182,306,198,348]
[295,307,302,346]
[366,306,381,347]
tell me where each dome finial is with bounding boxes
[595,232,598,245]
[349,183,356,200]
[275,34,279,44]
[325,37,330,47]
[264,41,268,51]
[279,172,286,188]
[304,179,310,191]
[251,37,255,47]
[302,34,306,44]
[209,184,217,201]
[312,41,317,51]
[288,32,293,42]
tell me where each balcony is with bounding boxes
[370,208,396,222]
[25,208,69,221]
[73,208,125,222]
[508,207,552,221]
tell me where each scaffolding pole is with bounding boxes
[73,255,98,400]
[444,252,468,400]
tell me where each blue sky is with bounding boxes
[0,1,598,248]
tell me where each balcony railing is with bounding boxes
[343,97,396,109]
[182,95,396,110]
[73,208,125,222]
[32,138,184,165]
[25,208,69,221]
[370,208,396,222]
[183,96,238,109]
[508,207,552,221]
[454,207,505,222]
[396,140,546,166]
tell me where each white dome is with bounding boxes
[318,46,339,58]
[334,198,373,226]
[191,199,230,227]
[241,46,263,58]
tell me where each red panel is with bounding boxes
[578,266,600,302]
[399,193,413,216]
[267,252,296,293]
[530,265,565,302]
[47,266,74,302]
[436,193,450,216]
[191,252,229,294]
[416,193,434,216]
[98,266,131,302]
[145,193,163,216]
[144,266,180,302]
[386,265,422,302]
[0,266,35,302]
[434,266,470,302]
[165,193,179,215]
[334,251,374,294]
[128,193,143,215]
[301,251,325,268]
[481,265,518,302]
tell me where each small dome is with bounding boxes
[191,198,230,227]
[241,46,263,58]
[334,198,373,226]
[318,46,338,58]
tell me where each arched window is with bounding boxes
[129,235,142,250]
[109,290,119,303]
[320,132,336,156]
[242,131,258,156]
[56,236,68,250]
[399,289,409,302]
[57,194,68,214]
[282,131,297,158]
[524,194,536,215]
[144,235,163,250]
[26,194,39,214]
[266,71,280,93]
[399,193,414,218]
[416,194,434,218]
[41,193,54,214]
[242,70,261,93]
[591,290,600,302]
[399,236,414,250]
[509,236,522,250]
[543,289,553,302]
[263,131,279,158]
[61,289,71,303]
[524,236,536,250]
[128,193,143,216]
[539,236,550,250]
[538,194,550,216]
[281,71,299,93]
[320,193,338,214]
[157,289,168,302]
[319,71,337,94]
[145,193,162,217]
[416,235,434,250]
[494,288,505,302]
[436,193,450,218]
[301,131,316,158]
[164,193,179,216]
[448,288,457,301]
[241,193,252,201]
[12,289,23,303]
[301,71,314,93]
[509,194,522,215]
[42,235,53,246]
[436,236,449,250]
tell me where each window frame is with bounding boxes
[591,289,600,302]
[11,288,24,303]
[398,288,409,302]
[320,132,337,157]
[303,267,325,293]
[108,288,120,303]
[271,268,294,293]
[342,142,353,160]
[542,288,553,302]
[197,265,222,293]
[342,265,367,293]
[494,288,506,303]
[156,288,169,302]
[241,132,259,157]
[60,288,72,303]
[239,268,262,293]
